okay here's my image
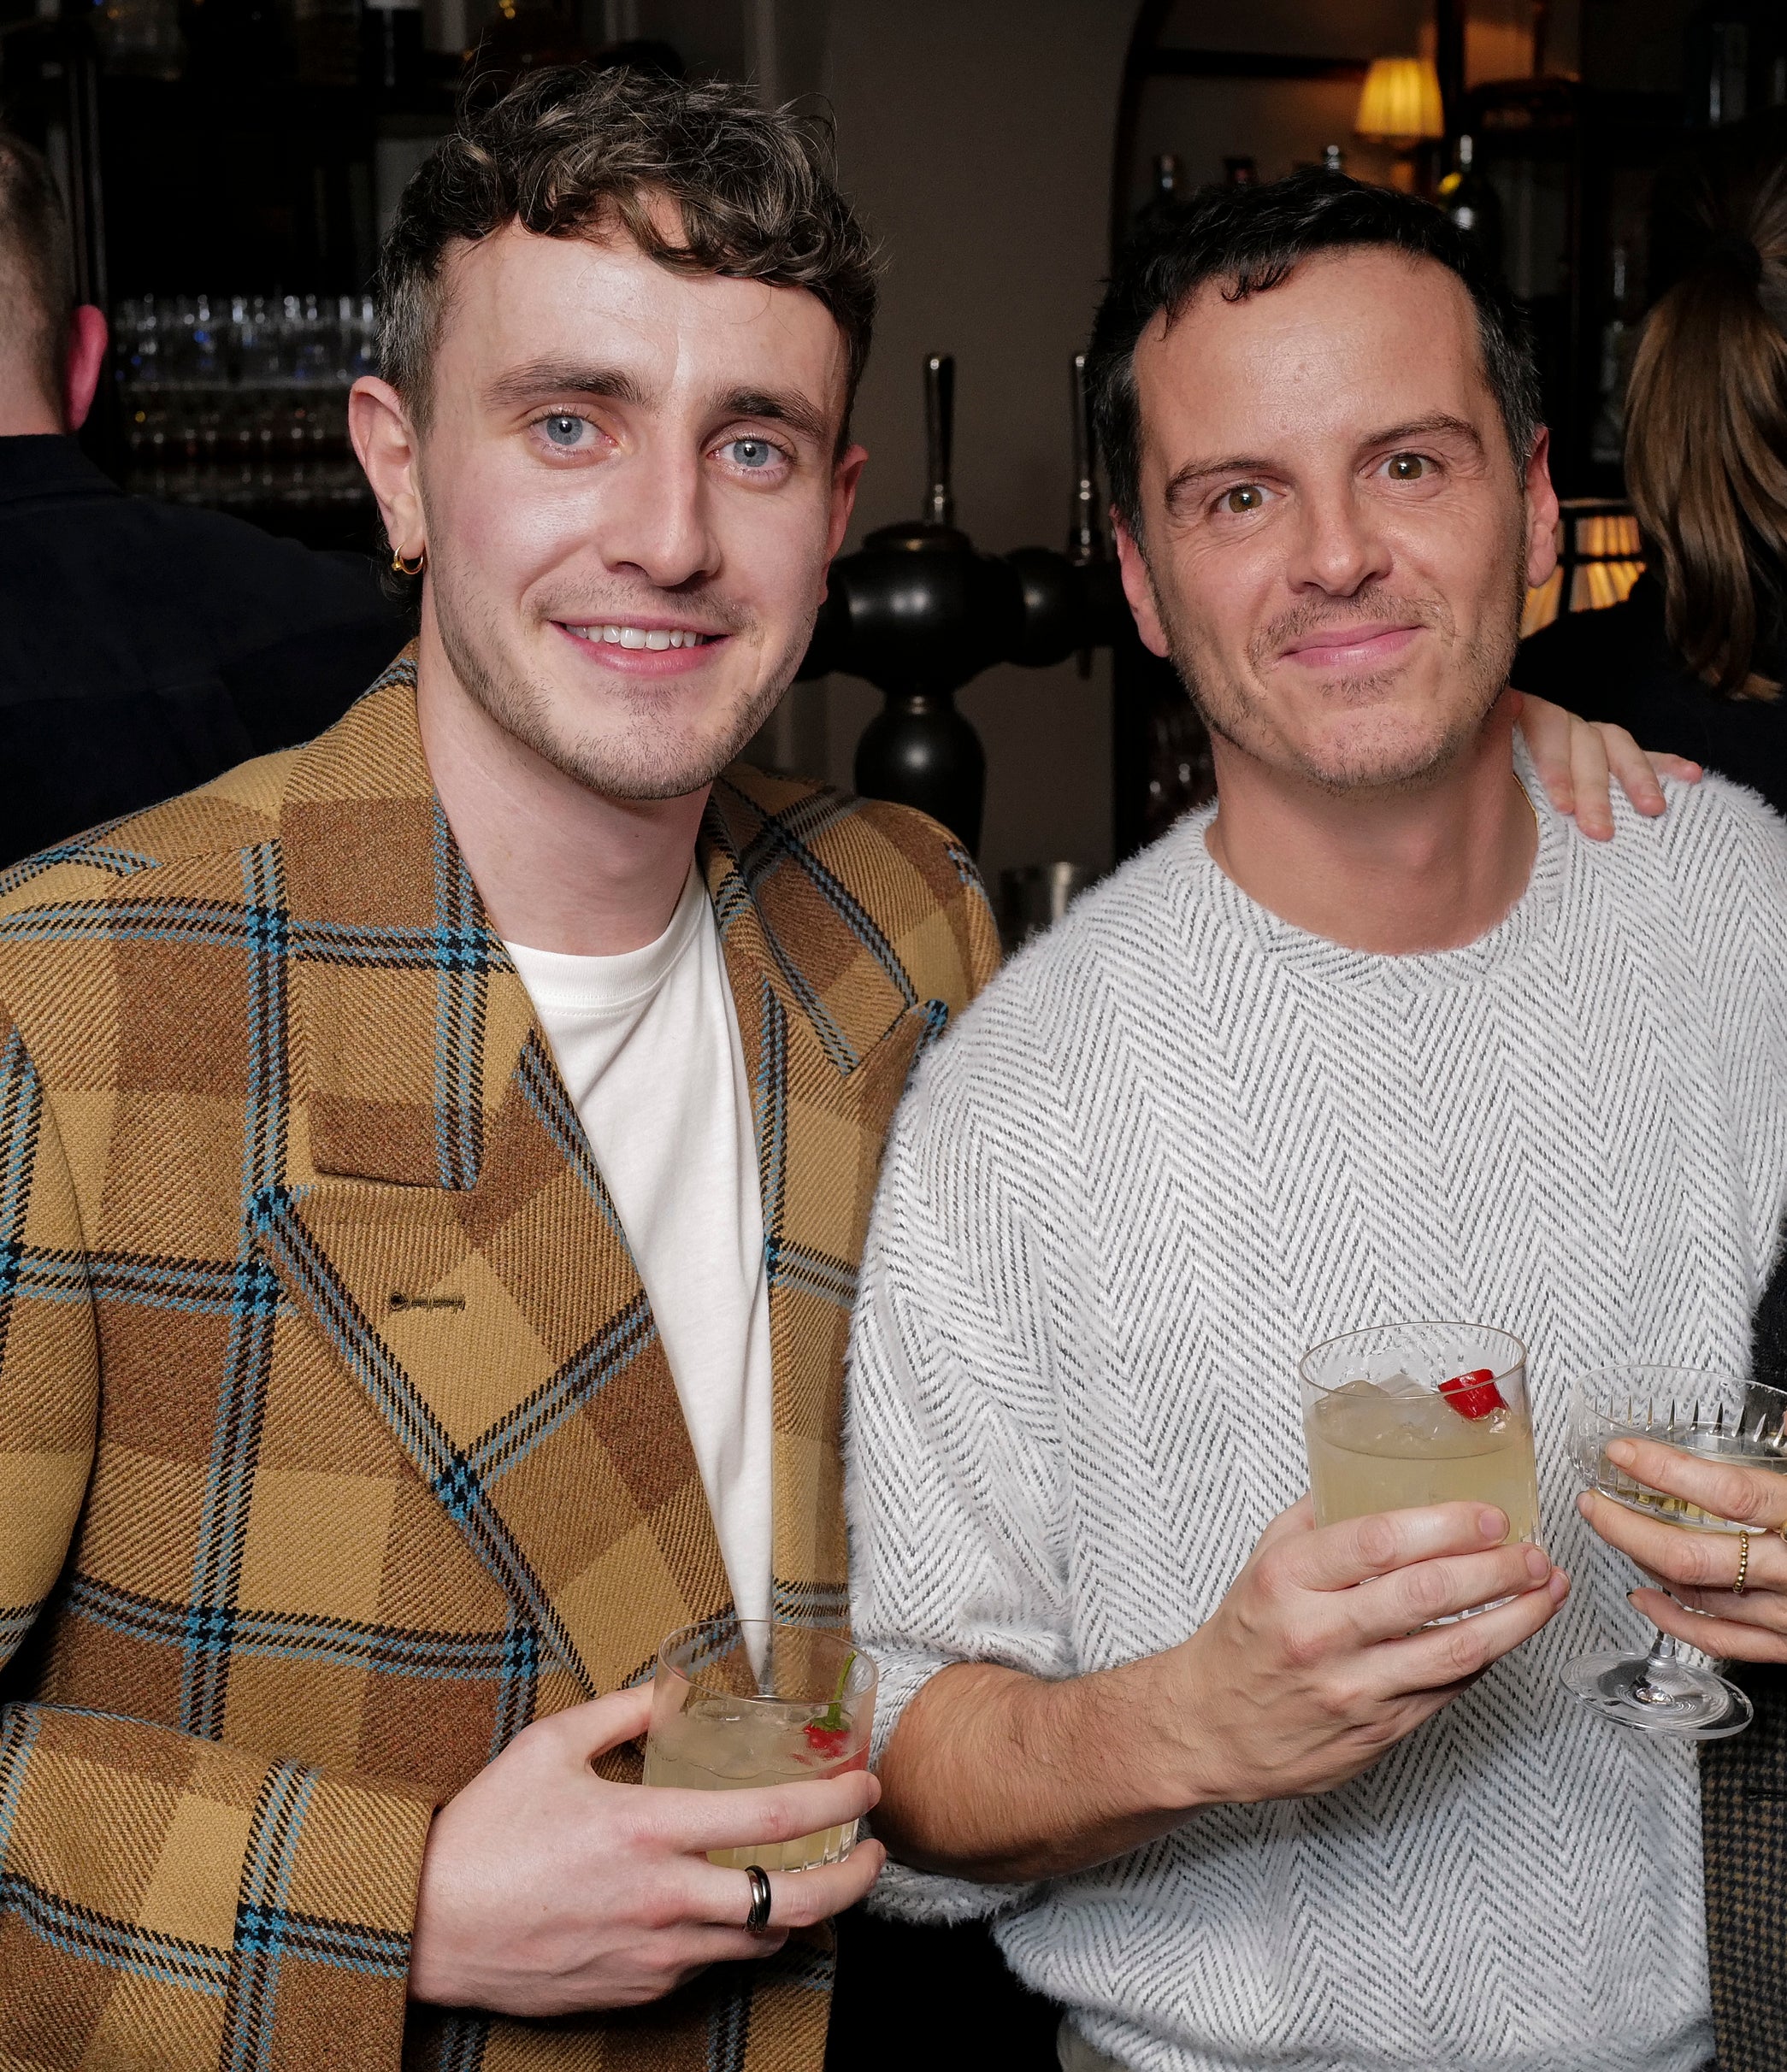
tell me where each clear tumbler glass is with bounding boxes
[642,1616,876,1871]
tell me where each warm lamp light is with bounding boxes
[1354,56,1444,144]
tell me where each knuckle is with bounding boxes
[1323,1673,1371,1723]
[1249,1550,1294,1609]
[777,1880,827,1929]
[1398,1564,1450,1625]
[1713,1471,1766,1523]
[1354,1515,1400,1571]
[1277,1618,1329,1674]
[1442,1625,1489,1680]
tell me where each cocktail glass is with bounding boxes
[1562,1365,1787,1739]
[1300,1324,1539,1617]
[642,1616,876,1871]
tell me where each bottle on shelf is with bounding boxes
[1133,153,1184,234]
[1438,133,1505,278]
[1589,243,1640,468]
[1322,143,1346,174]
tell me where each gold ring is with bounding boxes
[1733,1529,1749,1596]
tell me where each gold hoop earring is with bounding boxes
[391,547,426,576]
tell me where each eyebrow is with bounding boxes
[481,363,834,448]
[1161,410,1488,512]
[717,386,834,449]
[482,360,647,410]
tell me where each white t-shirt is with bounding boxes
[504,869,772,1627]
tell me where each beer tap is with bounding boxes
[796,350,1129,854]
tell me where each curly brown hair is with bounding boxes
[377,65,877,442]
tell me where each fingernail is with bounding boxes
[1479,1507,1507,1539]
[1576,1491,1594,1516]
[1550,1570,1570,1598]
[1524,1545,1549,1580]
[1606,1439,1635,1468]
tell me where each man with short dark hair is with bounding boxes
[846,171,1787,2072]
[0,69,994,2067]
[0,129,410,867]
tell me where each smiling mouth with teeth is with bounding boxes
[565,624,719,650]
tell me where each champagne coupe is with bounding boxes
[1563,1366,1787,1739]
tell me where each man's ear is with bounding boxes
[63,305,109,432]
[1522,425,1560,592]
[351,376,426,561]
[825,441,869,567]
[1114,510,1172,660]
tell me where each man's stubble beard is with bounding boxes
[430,560,816,803]
[1149,549,1527,798]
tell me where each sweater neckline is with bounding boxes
[1162,745,1567,998]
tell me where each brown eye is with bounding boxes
[1386,453,1427,481]
[1223,484,1265,514]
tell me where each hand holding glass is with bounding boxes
[644,1617,876,1871]
[1563,1367,1787,1738]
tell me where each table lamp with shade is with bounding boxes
[1354,56,1444,189]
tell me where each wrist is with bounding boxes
[1112,1631,1236,1817]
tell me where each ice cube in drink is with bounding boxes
[643,1693,867,1870]
[1306,1374,1540,1544]
[643,1619,876,1873]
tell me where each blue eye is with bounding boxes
[542,415,587,447]
[726,438,778,470]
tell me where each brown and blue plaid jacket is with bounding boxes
[0,654,999,2070]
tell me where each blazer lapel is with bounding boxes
[258,659,732,1697]
[702,774,945,1628]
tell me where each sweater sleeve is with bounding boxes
[845,1022,1082,1924]
[0,1013,437,2069]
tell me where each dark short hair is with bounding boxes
[0,128,75,415]
[378,66,877,439]
[1088,169,1542,534]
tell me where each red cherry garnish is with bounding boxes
[1438,1368,1506,1421]
[802,1721,852,1760]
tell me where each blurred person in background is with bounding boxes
[1515,156,1787,815]
[0,128,410,869]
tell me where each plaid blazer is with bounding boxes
[1701,1230,1787,2072]
[0,653,999,2071]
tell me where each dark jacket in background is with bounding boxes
[1513,570,1787,817]
[0,433,410,866]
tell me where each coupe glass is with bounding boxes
[1563,1366,1787,1739]
[642,1616,876,1871]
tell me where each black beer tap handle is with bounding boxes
[1068,350,1103,565]
[924,353,955,529]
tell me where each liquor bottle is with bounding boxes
[1589,244,1638,468]
[1134,152,1184,233]
[1438,134,1505,278]
[363,0,425,97]
[1322,144,1346,174]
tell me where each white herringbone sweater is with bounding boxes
[846,764,1787,2072]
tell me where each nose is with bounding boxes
[589,442,720,591]
[1284,477,1392,600]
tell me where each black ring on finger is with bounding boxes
[744,1863,773,1934]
